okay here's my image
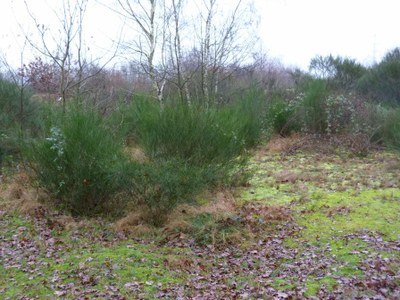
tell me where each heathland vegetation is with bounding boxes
[1,47,400,297]
[2,47,398,222]
[1,1,399,298]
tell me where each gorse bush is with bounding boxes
[230,85,266,147]
[0,78,25,131]
[0,77,39,163]
[109,97,263,224]
[124,98,260,166]
[25,96,262,223]
[260,77,382,141]
[349,102,389,144]
[269,79,328,135]
[132,159,212,226]
[382,107,400,152]
[24,103,133,216]
[300,79,329,133]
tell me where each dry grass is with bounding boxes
[114,189,238,238]
[264,133,305,154]
[162,254,196,271]
[0,166,238,241]
[275,170,300,184]
[0,171,47,215]
[50,215,77,230]
[0,171,92,233]
[262,133,378,158]
[114,204,154,235]
[124,144,148,162]
[326,205,352,217]
[240,202,293,223]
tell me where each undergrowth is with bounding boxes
[119,98,261,166]
[23,97,261,224]
[23,103,134,217]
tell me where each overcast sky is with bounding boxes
[259,0,400,69]
[1,0,399,71]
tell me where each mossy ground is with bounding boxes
[0,212,187,299]
[1,135,399,298]
[237,136,400,295]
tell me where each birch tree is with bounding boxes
[116,0,168,103]
[166,0,193,102]
[195,0,258,104]
[114,0,259,104]
[201,0,214,104]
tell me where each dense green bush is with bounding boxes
[265,94,300,136]
[24,103,133,216]
[0,77,38,162]
[122,98,260,166]
[299,79,329,133]
[106,96,263,224]
[132,159,213,226]
[287,80,369,136]
[1,78,23,131]
[24,96,261,222]
[212,96,264,149]
[357,48,400,105]
[348,102,390,144]
[324,93,358,135]
[382,108,400,151]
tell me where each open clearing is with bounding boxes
[1,136,399,299]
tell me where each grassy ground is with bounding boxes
[1,135,399,299]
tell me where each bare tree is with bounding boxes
[113,0,259,104]
[22,0,117,110]
[116,0,169,103]
[194,0,258,104]
[165,0,194,102]
[200,0,214,104]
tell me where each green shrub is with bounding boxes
[22,95,262,222]
[24,103,133,216]
[0,77,39,161]
[299,79,329,133]
[124,98,259,167]
[109,96,262,224]
[211,97,263,150]
[0,78,23,132]
[349,102,390,144]
[292,80,367,136]
[382,108,400,151]
[325,94,357,135]
[132,159,212,226]
[265,94,300,136]
[107,94,154,142]
[229,84,266,147]
[357,48,400,105]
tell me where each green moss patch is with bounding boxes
[0,213,186,299]
[237,145,400,296]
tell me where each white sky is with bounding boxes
[258,0,400,69]
[1,0,400,71]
